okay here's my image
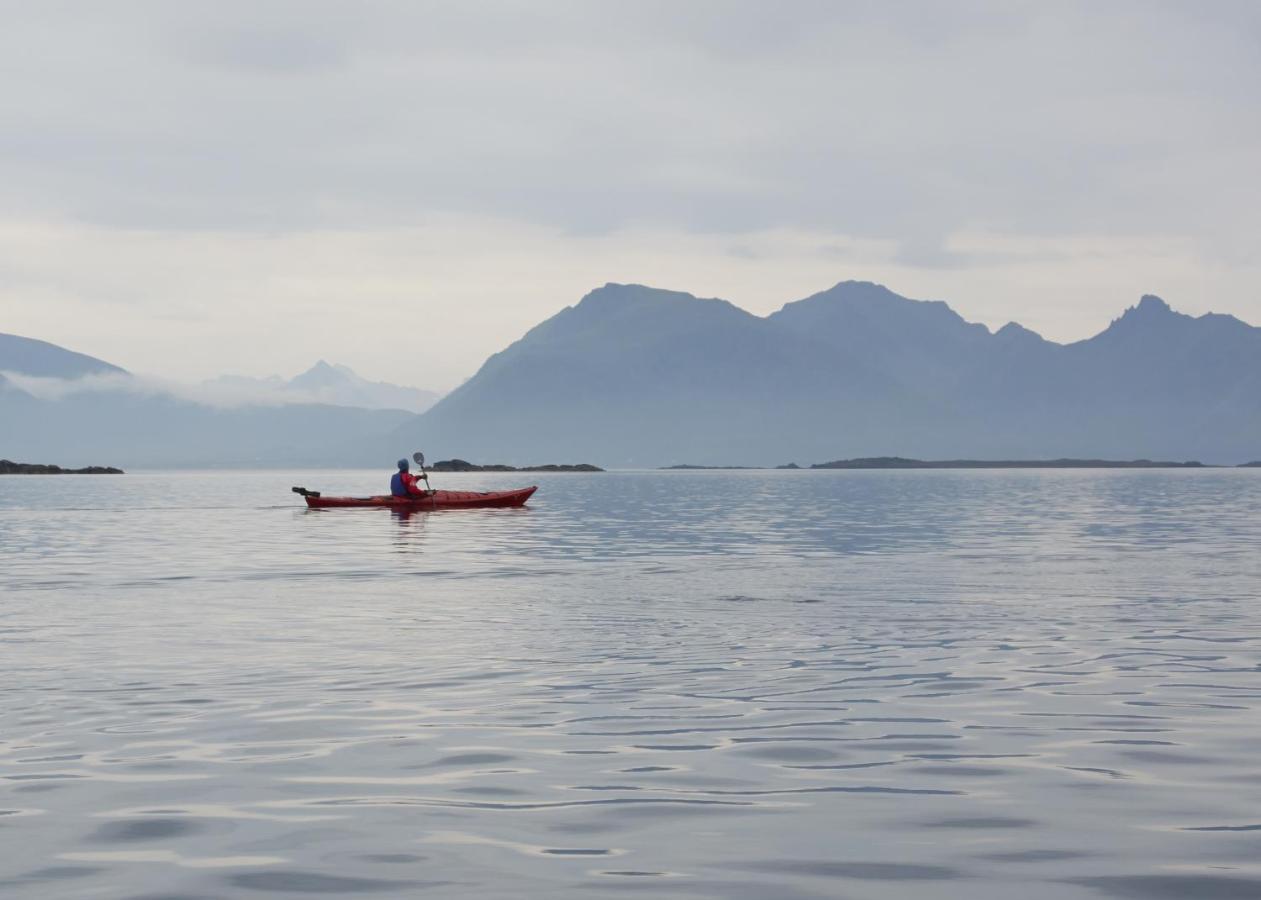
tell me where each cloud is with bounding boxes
[2,2,1258,239]
[1,371,174,402]
[0,369,411,410]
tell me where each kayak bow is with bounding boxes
[292,485,537,510]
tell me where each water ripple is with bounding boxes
[2,469,1261,897]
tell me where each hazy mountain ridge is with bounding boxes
[399,281,1261,466]
[0,390,411,468]
[205,360,439,413]
[0,339,418,467]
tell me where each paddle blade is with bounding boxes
[412,451,425,467]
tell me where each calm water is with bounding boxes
[2,469,1260,900]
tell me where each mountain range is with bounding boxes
[0,335,423,467]
[400,281,1261,466]
[5,280,1260,468]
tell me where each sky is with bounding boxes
[1,1,1258,391]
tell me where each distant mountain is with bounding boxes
[0,340,413,467]
[768,281,996,390]
[403,283,868,465]
[0,389,410,468]
[0,332,127,378]
[396,281,1261,466]
[205,360,439,413]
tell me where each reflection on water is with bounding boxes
[2,469,1261,899]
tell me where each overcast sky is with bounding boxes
[2,1,1258,389]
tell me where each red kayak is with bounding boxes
[292,485,536,510]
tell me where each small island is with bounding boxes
[662,462,804,470]
[0,459,124,474]
[428,459,603,473]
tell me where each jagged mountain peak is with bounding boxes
[1067,294,1261,355]
[202,361,438,413]
[303,359,358,376]
[994,321,1048,344]
[1115,294,1180,324]
[1093,293,1193,342]
[291,359,358,389]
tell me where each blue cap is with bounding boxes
[397,458,409,470]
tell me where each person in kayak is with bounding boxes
[390,458,428,497]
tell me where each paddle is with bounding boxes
[412,451,431,489]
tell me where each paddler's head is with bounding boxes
[397,458,409,471]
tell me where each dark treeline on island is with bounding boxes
[429,459,603,473]
[1,459,124,474]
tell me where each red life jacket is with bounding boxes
[401,471,423,495]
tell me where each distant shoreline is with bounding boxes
[812,457,1212,470]
[0,459,124,474]
[429,459,603,473]
[664,457,1259,470]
